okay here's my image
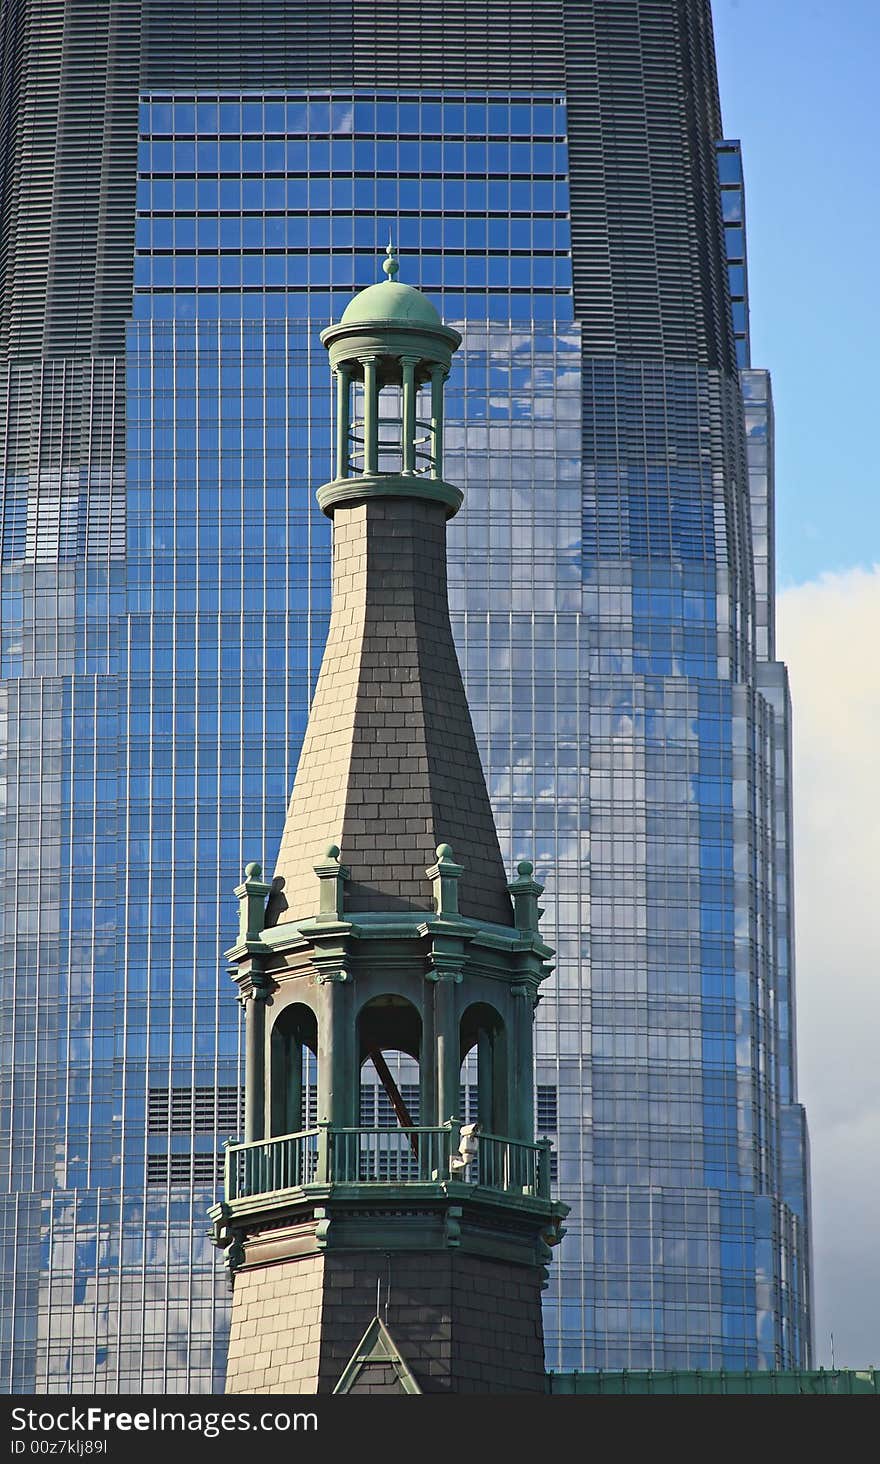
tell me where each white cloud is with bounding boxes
[777,565,880,1367]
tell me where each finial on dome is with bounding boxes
[382,233,400,280]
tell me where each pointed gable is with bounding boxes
[333,1316,422,1395]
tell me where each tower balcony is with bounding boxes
[222,1121,554,1205]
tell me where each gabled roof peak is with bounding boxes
[333,1315,422,1395]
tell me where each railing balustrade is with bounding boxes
[223,1125,551,1203]
[329,1126,451,1185]
[469,1130,540,1196]
[225,1127,320,1200]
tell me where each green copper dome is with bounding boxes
[340,278,442,327]
[338,241,442,327]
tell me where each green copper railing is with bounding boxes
[223,1124,551,1202]
[225,1126,322,1197]
[329,1125,452,1185]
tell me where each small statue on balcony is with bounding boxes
[448,1122,480,1177]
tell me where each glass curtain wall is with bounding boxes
[123,89,577,1390]
[0,0,811,1389]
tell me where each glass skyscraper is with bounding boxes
[0,0,811,1390]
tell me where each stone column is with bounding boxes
[243,985,268,1142]
[335,364,351,480]
[317,978,338,1126]
[435,976,460,1124]
[316,971,356,1129]
[361,355,379,474]
[510,985,535,1143]
[337,978,357,1127]
[421,981,437,1128]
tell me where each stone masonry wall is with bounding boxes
[225,1248,547,1394]
[318,1250,547,1394]
[270,497,513,926]
[225,1254,324,1393]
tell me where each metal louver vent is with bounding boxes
[147,1154,224,1186]
[537,1084,558,1132]
[147,1085,242,1134]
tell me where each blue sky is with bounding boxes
[713,2,880,1369]
[712,0,879,588]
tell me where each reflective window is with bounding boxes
[6,85,801,1396]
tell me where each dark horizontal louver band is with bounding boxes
[147,1085,242,1133]
[146,1154,224,1185]
[3,0,735,370]
[537,1085,558,1132]
[143,0,564,90]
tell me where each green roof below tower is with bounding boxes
[546,1368,880,1395]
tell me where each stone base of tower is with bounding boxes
[217,1190,563,1395]
[226,1247,547,1395]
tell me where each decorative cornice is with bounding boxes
[316,470,463,519]
[226,903,553,981]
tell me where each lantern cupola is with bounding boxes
[318,242,460,515]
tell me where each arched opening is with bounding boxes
[460,1002,508,1136]
[269,1003,318,1137]
[358,993,421,1069]
[355,996,423,1181]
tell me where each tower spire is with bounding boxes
[213,271,566,1397]
[268,267,512,925]
[383,232,399,279]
